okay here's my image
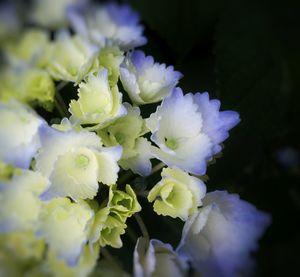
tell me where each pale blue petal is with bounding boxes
[177,191,271,277]
[193,92,240,154]
[120,51,182,105]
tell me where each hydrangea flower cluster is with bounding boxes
[0,1,271,276]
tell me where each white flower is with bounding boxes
[69,69,126,127]
[0,169,48,233]
[30,0,87,29]
[68,2,147,50]
[0,101,44,169]
[134,237,187,277]
[176,191,271,277]
[37,198,94,266]
[120,50,182,105]
[146,88,240,175]
[35,125,122,200]
[46,31,99,83]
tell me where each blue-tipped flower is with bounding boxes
[134,237,187,277]
[120,50,182,105]
[68,2,147,50]
[0,101,44,169]
[176,191,271,277]
[146,88,240,175]
[35,125,122,201]
[30,0,88,29]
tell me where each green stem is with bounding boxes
[56,81,68,91]
[54,81,69,117]
[54,98,66,118]
[99,196,109,209]
[101,248,122,270]
[149,162,165,176]
[118,163,166,186]
[85,124,101,132]
[55,89,69,117]
[126,224,138,244]
[118,170,135,186]
[137,190,149,198]
[134,213,149,240]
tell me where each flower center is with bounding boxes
[165,137,178,150]
[115,132,125,144]
[75,154,89,168]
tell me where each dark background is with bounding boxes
[116,0,300,276]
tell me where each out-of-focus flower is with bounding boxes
[0,230,45,276]
[98,103,152,176]
[0,101,44,169]
[69,69,126,127]
[0,169,48,233]
[68,2,146,50]
[0,67,55,111]
[108,184,141,221]
[38,244,100,277]
[176,191,271,277]
[146,88,240,175]
[3,28,49,67]
[120,50,182,105]
[0,2,20,44]
[89,207,126,248]
[148,167,206,221]
[134,237,187,277]
[30,0,88,29]
[0,230,45,262]
[276,146,299,168]
[37,198,94,266]
[98,46,124,86]
[0,161,14,182]
[46,31,99,83]
[35,126,122,200]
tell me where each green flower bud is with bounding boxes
[98,103,147,160]
[148,167,206,221]
[89,207,126,248]
[108,184,141,221]
[98,103,152,176]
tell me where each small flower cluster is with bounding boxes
[0,1,271,276]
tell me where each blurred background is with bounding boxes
[120,0,300,275]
